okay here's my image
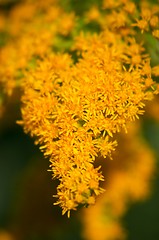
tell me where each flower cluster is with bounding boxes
[0,0,159,217]
[20,31,158,216]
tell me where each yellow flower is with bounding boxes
[20,30,158,216]
[152,65,159,76]
[85,6,101,22]
[57,12,76,36]
[132,19,149,33]
[152,29,159,39]
[150,15,159,28]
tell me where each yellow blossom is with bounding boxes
[85,6,101,22]
[20,30,158,216]
[152,29,159,39]
[152,65,159,76]
[132,19,149,33]
[57,12,76,36]
[150,15,159,28]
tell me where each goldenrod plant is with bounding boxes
[0,0,159,235]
